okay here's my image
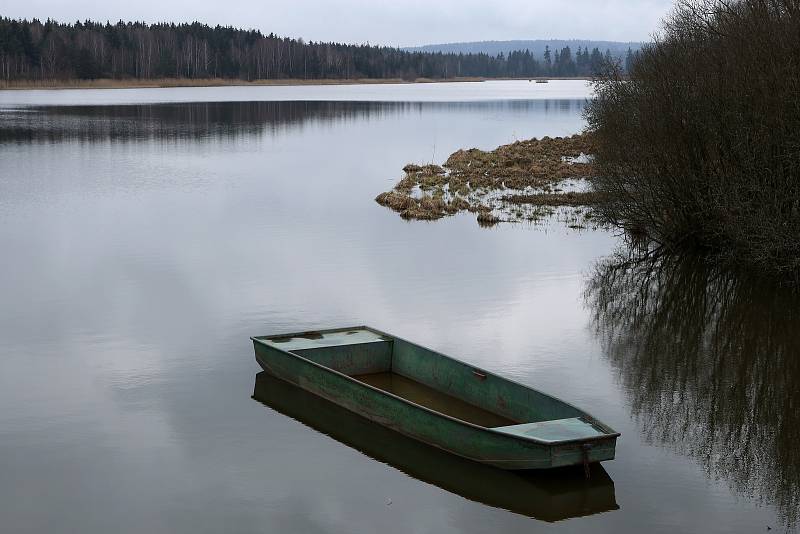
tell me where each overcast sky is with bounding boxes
[3,0,674,46]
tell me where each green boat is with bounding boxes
[251,326,619,470]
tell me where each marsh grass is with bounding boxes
[504,191,607,206]
[376,134,602,226]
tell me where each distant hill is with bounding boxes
[405,40,643,60]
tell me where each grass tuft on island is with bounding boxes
[375,133,604,227]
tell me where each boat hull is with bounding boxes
[253,331,617,470]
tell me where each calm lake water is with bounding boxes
[0,80,797,533]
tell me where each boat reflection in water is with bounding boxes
[586,249,800,529]
[252,371,619,522]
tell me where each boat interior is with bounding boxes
[258,328,610,442]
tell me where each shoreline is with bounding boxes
[0,76,592,91]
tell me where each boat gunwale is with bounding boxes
[251,325,620,446]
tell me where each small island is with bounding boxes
[376,133,602,227]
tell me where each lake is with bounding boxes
[0,80,797,533]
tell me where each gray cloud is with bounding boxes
[3,0,674,45]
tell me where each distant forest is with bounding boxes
[405,39,641,61]
[0,18,635,82]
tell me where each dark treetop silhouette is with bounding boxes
[0,18,630,82]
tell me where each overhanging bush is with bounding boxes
[586,0,800,276]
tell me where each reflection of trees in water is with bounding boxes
[585,250,800,528]
[0,102,389,143]
[0,99,587,143]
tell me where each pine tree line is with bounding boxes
[0,18,634,81]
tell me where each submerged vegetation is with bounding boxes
[586,0,800,277]
[376,134,603,226]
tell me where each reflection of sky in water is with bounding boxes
[0,86,787,533]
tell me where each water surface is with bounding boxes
[0,81,796,533]
[0,79,592,106]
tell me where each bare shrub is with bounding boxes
[586,0,800,276]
